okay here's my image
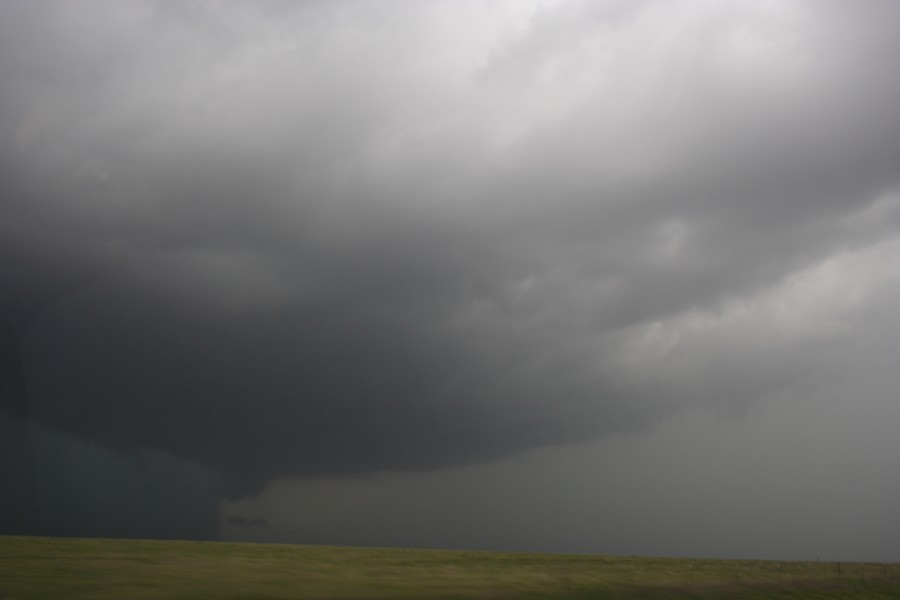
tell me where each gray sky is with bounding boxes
[1,0,899,560]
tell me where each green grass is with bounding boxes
[1,536,898,599]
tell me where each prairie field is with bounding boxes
[1,535,898,599]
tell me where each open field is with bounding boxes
[1,536,899,599]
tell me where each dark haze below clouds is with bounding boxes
[2,0,900,553]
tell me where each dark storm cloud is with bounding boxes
[2,0,900,531]
[225,515,269,529]
[0,415,219,539]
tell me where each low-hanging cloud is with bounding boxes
[2,0,900,536]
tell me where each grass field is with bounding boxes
[1,536,898,599]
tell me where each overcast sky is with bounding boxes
[2,0,899,561]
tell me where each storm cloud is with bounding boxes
[2,0,899,556]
